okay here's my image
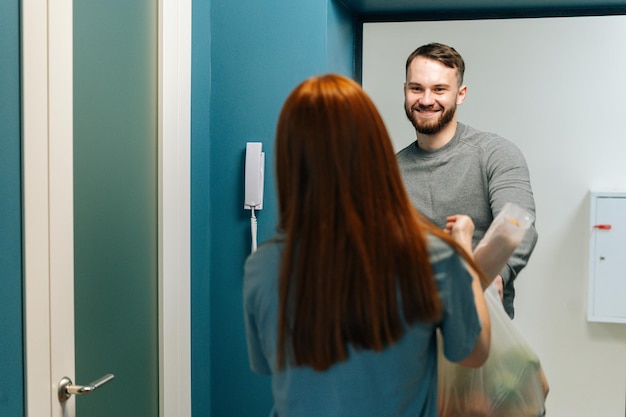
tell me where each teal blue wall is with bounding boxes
[191,0,354,415]
[190,0,213,414]
[0,0,24,416]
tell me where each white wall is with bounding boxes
[363,16,626,417]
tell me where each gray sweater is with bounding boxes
[397,122,538,318]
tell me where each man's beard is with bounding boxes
[405,103,456,135]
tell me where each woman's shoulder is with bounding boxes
[245,235,283,262]
[424,233,456,263]
[243,236,284,292]
[425,233,474,295]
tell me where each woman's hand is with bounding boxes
[444,214,474,254]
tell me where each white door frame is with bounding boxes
[21,0,191,415]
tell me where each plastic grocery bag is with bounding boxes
[473,202,534,282]
[438,284,549,417]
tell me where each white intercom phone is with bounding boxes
[244,142,265,252]
[244,142,264,210]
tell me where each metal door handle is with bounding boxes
[58,374,114,403]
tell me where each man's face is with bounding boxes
[404,57,466,135]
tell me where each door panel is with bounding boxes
[73,1,158,416]
[23,0,191,415]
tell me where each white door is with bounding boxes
[21,0,191,415]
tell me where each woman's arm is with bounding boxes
[445,214,491,368]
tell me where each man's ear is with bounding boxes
[457,85,467,105]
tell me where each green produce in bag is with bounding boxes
[438,285,549,417]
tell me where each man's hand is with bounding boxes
[493,274,504,300]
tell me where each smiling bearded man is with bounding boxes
[396,42,538,319]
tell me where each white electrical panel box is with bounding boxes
[588,191,626,323]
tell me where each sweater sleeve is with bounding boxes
[485,138,538,287]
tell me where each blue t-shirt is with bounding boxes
[243,234,480,417]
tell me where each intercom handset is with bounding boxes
[244,142,265,252]
[244,142,264,210]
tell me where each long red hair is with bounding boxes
[275,74,481,371]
